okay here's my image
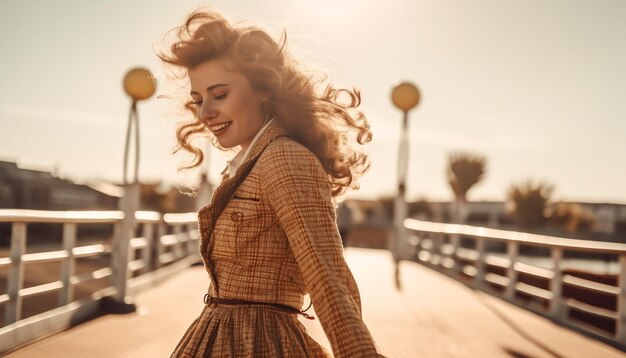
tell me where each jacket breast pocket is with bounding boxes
[213,197,266,265]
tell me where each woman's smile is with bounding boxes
[209,121,233,136]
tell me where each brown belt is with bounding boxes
[203,293,315,320]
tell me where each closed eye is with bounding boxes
[191,92,227,106]
[214,92,228,100]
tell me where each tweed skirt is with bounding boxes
[170,301,332,357]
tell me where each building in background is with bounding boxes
[0,160,199,213]
[0,160,119,210]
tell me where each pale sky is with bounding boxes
[1,0,625,204]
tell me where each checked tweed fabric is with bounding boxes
[170,120,384,357]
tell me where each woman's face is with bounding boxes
[189,58,268,152]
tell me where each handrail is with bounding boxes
[404,219,626,253]
[0,208,201,354]
[403,218,626,350]
[0,209,124,223]
[0,210,196,225]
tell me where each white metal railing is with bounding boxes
[404,218,626,350]
[0,209,200,353]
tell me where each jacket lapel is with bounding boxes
[197,120,288,293]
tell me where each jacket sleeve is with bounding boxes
[259,140,383,358]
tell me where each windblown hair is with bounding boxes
[157,7,372,197]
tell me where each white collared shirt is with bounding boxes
[224,117,274,178]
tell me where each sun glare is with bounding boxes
[296,0,374,25]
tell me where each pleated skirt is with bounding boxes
[170,302,332,357]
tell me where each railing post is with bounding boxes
[475,237,486,290]
[105,182,139,313]
[433,232,444,268]
[156,221,166,269]
[617,253,626,343]
[450,233,461,277]
[143,222,154,274]
[173,224,183,260]
[549,247,566,321]
[5,222,26,325]
[505,241,518,301]
[59,223,77,306]
[184,224,194,256]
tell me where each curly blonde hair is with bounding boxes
[157,7,372,197]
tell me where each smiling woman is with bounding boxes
[188,58,270,152]
[156,5,384,358]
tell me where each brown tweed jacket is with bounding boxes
[197,120,383,357]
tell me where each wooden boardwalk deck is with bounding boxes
[5,248,625,357]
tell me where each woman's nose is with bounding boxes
[199,102,218,121]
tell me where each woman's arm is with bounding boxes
[259,139,383,358]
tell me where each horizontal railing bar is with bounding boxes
[175,232,191,241]
[562,274,620,295]
[128,259,145,272]
[456,247,479,262]
[485,255,510,269]
[73,244,106,258]
[188,230,200,240]
[485,273,509,287]
[130,237,148,249]
[565,298,618,320]
[441,257,455,269]
[461,264,477,277]
[70,268,113,285]
[0,209,124,223]
[164,212,198,224]
[514,262,554,280]
[440,243,455,255]
[22,250,68,264]
[0,257,11,268]
[161,234,180,247]
[20,281,64,297]
[515,281,553,301]
[135,211,161,223]
[405,219,626,254]
[0,293,9,305]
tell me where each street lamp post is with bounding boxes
[122,68,157,185]
[390,82,421,290]
[104,68,156,313]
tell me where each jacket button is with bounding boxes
[231,212,244,221]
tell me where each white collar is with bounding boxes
[224,117,274,177]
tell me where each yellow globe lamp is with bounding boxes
[123,68,156,101]
[391,82,420,112]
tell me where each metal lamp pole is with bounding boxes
[390,82,421,290]
[105,68,156,313]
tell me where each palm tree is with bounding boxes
[507,179,554,229]
[446,151,487,223]
[547,201,595,233]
